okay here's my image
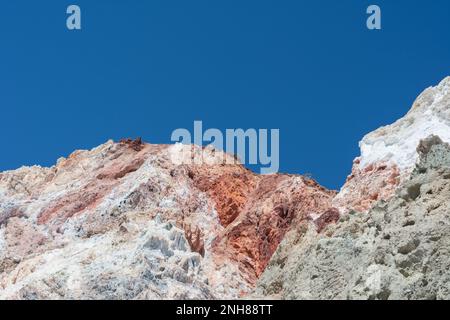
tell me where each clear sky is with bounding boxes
[1,0,449,189]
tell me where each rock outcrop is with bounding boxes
[0,140,333,299]
[334,77,450,213]
[1,77,449,300]
[255,136,450,299]
[254,77,450,300]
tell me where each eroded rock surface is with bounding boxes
[1,77,450,300]
[334,77,450,213]
[254,77,450,300]
[0,139,333,299]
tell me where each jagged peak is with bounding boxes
[359,76,450,170]
[334,77,450,214]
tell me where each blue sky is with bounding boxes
[1,0,449,189]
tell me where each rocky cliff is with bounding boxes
[255,77,450,299]
[0,139,333,299]
[0,77,449,300]
[334,76,450,213]
[255,135,450,299]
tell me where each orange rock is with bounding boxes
[187,165,258,227]
[210,175,335,283]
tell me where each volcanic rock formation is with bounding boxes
[0,77,449,300]
[334,76,450,213]
[0,139,333,299]
[255,136,450,299]
[253,77,450,300]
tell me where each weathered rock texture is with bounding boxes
[255,136,450,299]
[254,77,450,300]
[1,77,449,300]
[334,77,450,213]
[0,139,333,299]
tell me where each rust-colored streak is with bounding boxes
[211,174,335,283]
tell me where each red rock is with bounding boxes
[210,175,336,283]
[314,207,340,233]
[119,137,145,152]
[187,165,258,227]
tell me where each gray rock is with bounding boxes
[255,136,450,300]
